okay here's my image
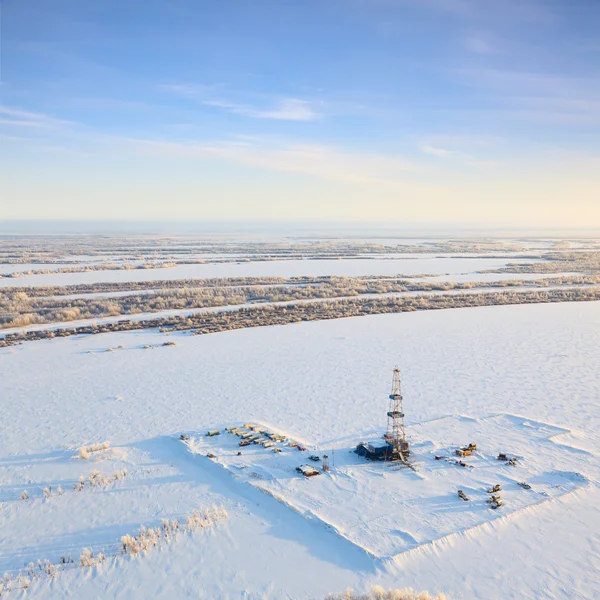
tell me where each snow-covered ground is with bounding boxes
[1,301,599,599]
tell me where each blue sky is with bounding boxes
[1,0,599,226]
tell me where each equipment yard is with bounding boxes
[184,412,589,559]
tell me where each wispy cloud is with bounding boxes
[161,84,321,121]
[452,68,600,124]
[202,98,319,121]
[119,136,415,184]
[424,0,553,23]
[160,83,220,97]
[419,0,472,15]
[382,0,552,21]
[421,144,458,158]
[420,140,504,167]
[463,32,495,54]
[0,105,71,129]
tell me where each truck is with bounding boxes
[296,465,320,477]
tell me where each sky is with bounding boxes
[0,0,599,228]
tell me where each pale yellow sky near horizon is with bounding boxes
[2,143,598,228]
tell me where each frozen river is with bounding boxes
[0,256,536,287]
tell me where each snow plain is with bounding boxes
[1,300,599,599]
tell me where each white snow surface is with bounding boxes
[1,301,599,599]
[0,256,532,287]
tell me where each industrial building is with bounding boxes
[355,441,393,460]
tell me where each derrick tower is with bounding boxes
[385,366,409,460]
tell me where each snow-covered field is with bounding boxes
[1,300,599,599]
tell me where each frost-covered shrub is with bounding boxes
[121,506,228,556]
[113,468,127,480]
[89,470,111,487]
[79,548,94,567]
[4,261,599,330]
[79,549,104,568]
[4,284,600,347]
[31,560,58,578]
[4,503,227,595]
[78,441,110,459]
[327,587,446,600]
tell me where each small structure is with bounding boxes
[486,494,501,504]
[456,443,477,457]
[296,465,320,477]
[487,484,501,494]
[490,497,503,509]
[206,430,221,437]
[498,453,518,466]
[322,454,330,472]
[356,441,394,461]
[457,489,470,501]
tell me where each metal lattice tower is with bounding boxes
[385,366,409,460]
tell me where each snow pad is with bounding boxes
[183,415,590,560]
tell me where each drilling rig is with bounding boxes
[384,366,410,461]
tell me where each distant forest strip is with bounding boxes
[483,251,600,274]
[0,237,547,262]
[5,271,599,298]
[2,287,599,347]
[0,262,178,278]
[2,274,599,329]
[0,252,545,278]
[4,276,293,296]
[3,247,600,281]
